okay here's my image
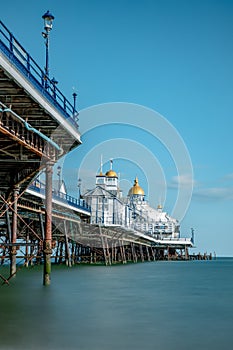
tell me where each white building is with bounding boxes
[83,160,180,239]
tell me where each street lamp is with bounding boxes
[78,178,82,201]
[42,10,55,88]
[72,92,79,124]
[73,92,77,112]
[57,165,61,194]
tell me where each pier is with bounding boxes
[0,18,211,286]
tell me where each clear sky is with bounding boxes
[2,0,233,256]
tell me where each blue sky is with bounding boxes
[2,0,233,256]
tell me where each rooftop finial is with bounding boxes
[100,154,103,175]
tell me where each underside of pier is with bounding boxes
[0,19,82,285]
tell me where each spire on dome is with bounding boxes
[105,159,118,177]
[128,177,145,196]
[99,154,103,175]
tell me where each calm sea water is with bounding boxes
[0,258,233,350]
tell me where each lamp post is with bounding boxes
[78,178,81,203]
[191,228,194,244]
[72,92,79,124]
[73,92,77,112]
[57,165,61,194]
[42,10,55,88]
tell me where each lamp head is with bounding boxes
[57,165,61,176]
[42,10,55,31]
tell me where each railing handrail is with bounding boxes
[28,181,91,213]
[0,20,79,128]
[0,102,61,152]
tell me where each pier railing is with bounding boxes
[0,102,61,156]
[0,20,79,128]
[28,180,91,214]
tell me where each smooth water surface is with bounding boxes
[0,259,233,350]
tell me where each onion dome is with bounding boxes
[105,159,118,177]
[128,177,145,196]
[105,169,118,177]
[157,204,163,210]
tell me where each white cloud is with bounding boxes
[169,173,233,201]
[222,173,233,181]
[193,187,233,201]
[169,174,197,188]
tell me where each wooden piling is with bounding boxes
[130,243,135,262]
[105,237,111,265]
[151,247,156,261]
[146,246,151,261]
[118,240,127,264]
[139,244,144,262]
[64,220,71,267]
[185,245,189,260]
[122,241,127,264]
[58,241,64,264]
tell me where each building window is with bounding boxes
[97,178,105,184]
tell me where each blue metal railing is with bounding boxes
[0,20,79,129]
[29,180,91,214]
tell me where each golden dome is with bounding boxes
[105,169,118,177]
[128,177,145,196]
[157,204,163,209]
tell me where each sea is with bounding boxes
[0,258,233,350]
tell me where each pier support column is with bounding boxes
[43,162,53,286]
[122,240,127,264]
[5,204,12,267]
[185,245,189,260]
[105,237,111,266]
[151,247,156,261]
[139,244,144,262]
[130,243,137,263]
[118,240,126,264]
[37,213,45,265]
[146,246,151,261]
[25,231,29,267]
[64,220,71,267]
[58,241,64,264]
[10,186,19,277]
[111,242,115,264]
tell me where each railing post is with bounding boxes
[9,32,13,52]
[26,53,30,72]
